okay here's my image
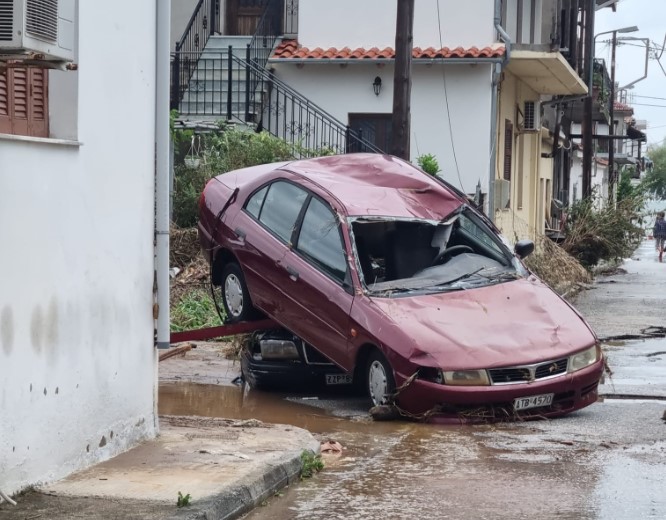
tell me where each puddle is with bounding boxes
[159,382,422,435]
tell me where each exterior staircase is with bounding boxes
[178,36,258,122]
[170,0,382,155]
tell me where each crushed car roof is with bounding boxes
[281,154,465,219]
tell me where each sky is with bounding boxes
[595,0,666,150]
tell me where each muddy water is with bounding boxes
[158,383,620,519]
[160,359,666,520]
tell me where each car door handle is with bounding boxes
[285,265,299,280]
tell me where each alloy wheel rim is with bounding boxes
[224,274,244,317]
[368,360,388,406]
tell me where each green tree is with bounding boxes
[641,143,666,199]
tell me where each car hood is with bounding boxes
[368,277,595,370]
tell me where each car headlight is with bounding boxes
[443,369,490,386]
[568,345,600,373]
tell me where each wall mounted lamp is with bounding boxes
[373,76,382,96]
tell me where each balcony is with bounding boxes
[502,0,587,95]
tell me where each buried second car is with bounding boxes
[199,153,604,419]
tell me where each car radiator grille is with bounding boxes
[489,358,568,384]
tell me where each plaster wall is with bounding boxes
[0,0,158,494]
[297,0,496,50]
[494,70,552,239]
[271,61,494,196]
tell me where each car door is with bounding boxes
[277,195,355,370]
[231,180,309,318]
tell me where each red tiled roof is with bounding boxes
[272,39,505,60]
[613,101,633,113]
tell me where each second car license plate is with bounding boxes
[325,374,353,385]
[513,393,554,411]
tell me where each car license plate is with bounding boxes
[513,393,554,411]
[325,374,353,385]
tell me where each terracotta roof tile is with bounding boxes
[272,39,506,60]
[613,101,633,113]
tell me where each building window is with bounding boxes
[503,119,513,182]
[0,67,49,138]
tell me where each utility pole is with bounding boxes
[608,30,617,203]
[390,0,414,160]
[582,0,595,199]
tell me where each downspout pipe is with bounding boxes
[156,0,171,350]
[489,0,512,222]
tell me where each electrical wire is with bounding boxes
[435,1,466,194]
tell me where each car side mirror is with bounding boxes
[514,239,535,259]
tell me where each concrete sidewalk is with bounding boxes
[0,415,319,520]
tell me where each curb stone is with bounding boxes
[169,444,319,520]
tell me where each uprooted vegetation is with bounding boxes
[560,195,646,269]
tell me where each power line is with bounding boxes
[435,1,465,193]
[630,102,666,108]
[631,94,666,101]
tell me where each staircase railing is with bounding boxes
[171,0,219,110]
[171,48,383,155]
[247,0,283,96]
[238,52,383,155]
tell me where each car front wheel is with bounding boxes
[220,262,255,322]
[366,350,396,407]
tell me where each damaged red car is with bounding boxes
[199,153,603,420]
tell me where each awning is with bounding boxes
[506,50,588,95]
[596,153,638,165]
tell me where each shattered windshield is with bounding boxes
[350,207,522,296]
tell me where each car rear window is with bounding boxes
[258,181,308,243]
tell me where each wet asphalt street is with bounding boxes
[159,240,666,520]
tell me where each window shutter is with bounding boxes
[0,69,9,134]
[28,68,48,137]
[8,68,28,135]
[503,119,513,181]
[0,67,49,137]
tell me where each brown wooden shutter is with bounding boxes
[0,67,48,138]
[0,69,9,134]
[503,119,513,181]
[28,68,48,137]
[11,68,29,135]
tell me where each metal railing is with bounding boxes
[171,0,219,110]
[171,48,383,156]
[247,0,283,97]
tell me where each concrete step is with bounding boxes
[181,91,260,104]
[179,100,260,115]
[206,35,253,51]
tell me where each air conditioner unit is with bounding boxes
[494,179,511,210]
[0,0,75,63]
[523,100,541,132]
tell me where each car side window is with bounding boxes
[245,185,268,219]
[258,181,309,243]
[296,197,348,282]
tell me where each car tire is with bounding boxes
[220,262,256,323]
[366,350,396,407]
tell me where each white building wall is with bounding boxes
[272,62,494,195]
[0,0,158,494]
[298,0,496,49]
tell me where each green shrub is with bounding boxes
[170,127,334,228]
[416,153,441,176]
